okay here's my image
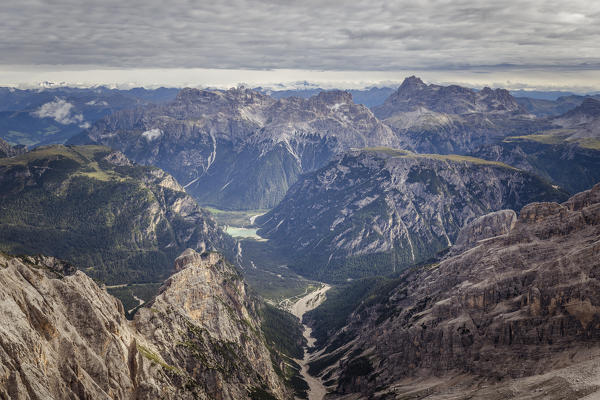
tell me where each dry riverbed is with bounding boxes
[288,284,331,400]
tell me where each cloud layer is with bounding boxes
[32,98,85,126]
[2,0,600,71]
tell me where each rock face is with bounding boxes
[551,97,600,141]
[0,145,234,284]
[68,87,399,209]
[372,76,545,154]
[450,209,516,255]
[0,137,25,158]
[0,249,290,399]
[309,183,600,399]
[256,148,568,282]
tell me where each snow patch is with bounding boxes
[85,100,109,106]
[141,128,162,141]
[329,102,347,112]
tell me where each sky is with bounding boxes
[2,0,600,91]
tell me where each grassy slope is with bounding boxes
[362,147,517,168]
[505,132,600,150]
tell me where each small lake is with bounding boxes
[225,226,267,240]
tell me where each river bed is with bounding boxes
[289,284,331,400]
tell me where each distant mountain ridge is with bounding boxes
[372,76,546,154]
[374,76,524,117]
[515,94,600,117]
[69,87,400,209]
[262,86,396,108]
[0,86,178,146]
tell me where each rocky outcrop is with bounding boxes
[0,137,25,158]
[310,183,600,399]
[0,249,290,399]
[256,148,568,282]
[68,87,399,209]
[0,145,234,284]
[450,209,516,255]
[372,77,546,154]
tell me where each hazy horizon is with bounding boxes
[2,0,599,92]
[2,67,600,94]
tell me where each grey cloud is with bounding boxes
[1,0,599,71]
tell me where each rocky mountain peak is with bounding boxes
[311,89,353,105]
[562,97,600,119]
[398,75,426,91]
[173,248,221,272]
[477,86,522,112]
[375,76,523,117]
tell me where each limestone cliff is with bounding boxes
[309,184,600,399]
[0,249,290,399]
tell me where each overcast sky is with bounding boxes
[2,0,600,91]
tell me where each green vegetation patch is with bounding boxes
[361,147,515,169]
[237,239,315,301]
[107,283,161,319]
[0,144,226,285]
[137,344,182,375]
[248,386,278,400]
[259,303,306,359]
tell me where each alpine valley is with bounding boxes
[1,76,600,400]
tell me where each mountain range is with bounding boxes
[256,148,568,282]
[62,78,600,212]
[1,76,600,400]
[69,87,399,209]
[371,76,548,155]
